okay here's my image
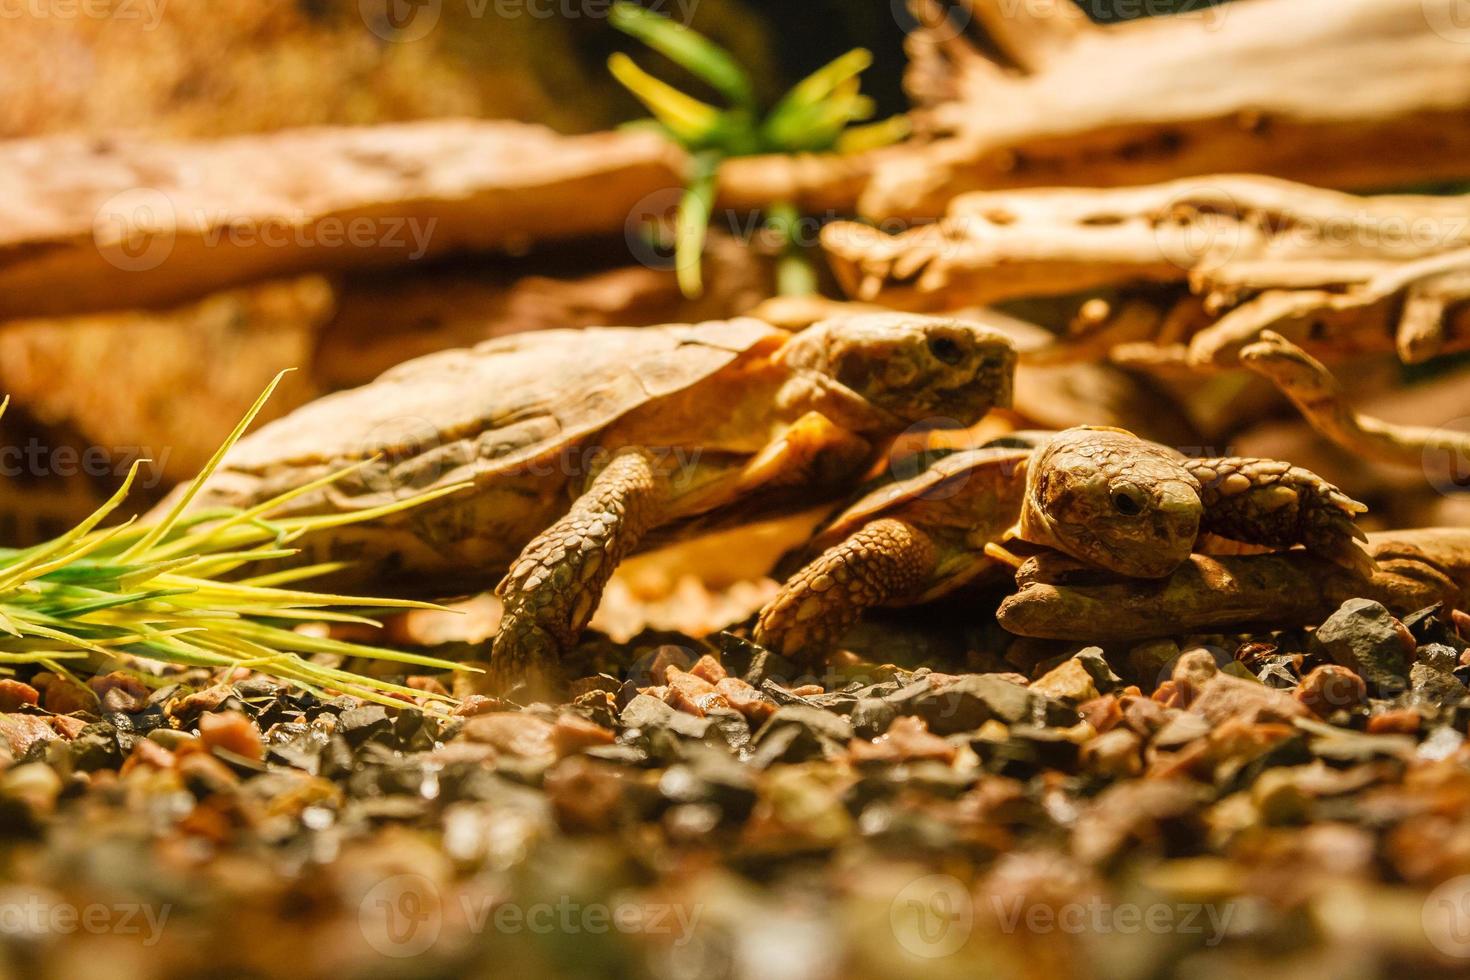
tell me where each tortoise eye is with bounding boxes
[1111,487,1145,516]
[928,336,965,365]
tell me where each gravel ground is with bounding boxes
[1,598,1470,978]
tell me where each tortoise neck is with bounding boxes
[777,373,903,436]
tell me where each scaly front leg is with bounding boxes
[491,448,667,692]
[754,518,937,663]
[1183,456,1373,575]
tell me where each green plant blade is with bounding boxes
[610,2,756,112]
[608,53,722,144]
[675,153,720,298]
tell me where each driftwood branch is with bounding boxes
[1239,331,1470,476]
[0,121,683,318]
[997,529,1470,642]
[857,0,1470,219]
[822,176,1470,366]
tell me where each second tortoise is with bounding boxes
[754,426,1370,660]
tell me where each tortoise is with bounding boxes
[180,314,1018,686]
[753,426,1370,660]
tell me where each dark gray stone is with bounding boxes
[1311,599,1412,695]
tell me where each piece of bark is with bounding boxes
[0,120,684,318]
[1239,331,1470,475]
[854,0,1470,219]
[825,176,1470,307]
[997,530,1470,642]
[823,176,1470,367]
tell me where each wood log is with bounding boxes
[726,0,1470,217]
[850,0,1470,219]
[998,529,1470,642]
[822,175,1470,366]
[0,120,684,318]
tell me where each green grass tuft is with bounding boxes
[0,375,477,711]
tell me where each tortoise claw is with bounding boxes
[488,619,564,700]
[983,541,1027,570]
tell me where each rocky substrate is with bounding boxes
[3,599,1470,978]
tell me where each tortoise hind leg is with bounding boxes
[1182,456,1374,576]
[754,518,938,663]
[490,449,667,692]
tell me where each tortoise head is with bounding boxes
[1019,427,1202,579]
[781,314,1016,429]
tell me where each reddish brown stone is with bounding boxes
[688,654,728,685]
[1189,674,1309,726]
[198,710,264,762]
[545,757,627,833]
[714,677,777,725]
[0,713,57,756]
[551,712,616,758]
[1295,664,1368,716]
[849,716,956,765]
[461,712,555,760]
[664,668,731,717]
[0,680,39,712]
[1367,708,1421,735]
[88,672,151,714]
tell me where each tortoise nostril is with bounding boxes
[928,336,965,365]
